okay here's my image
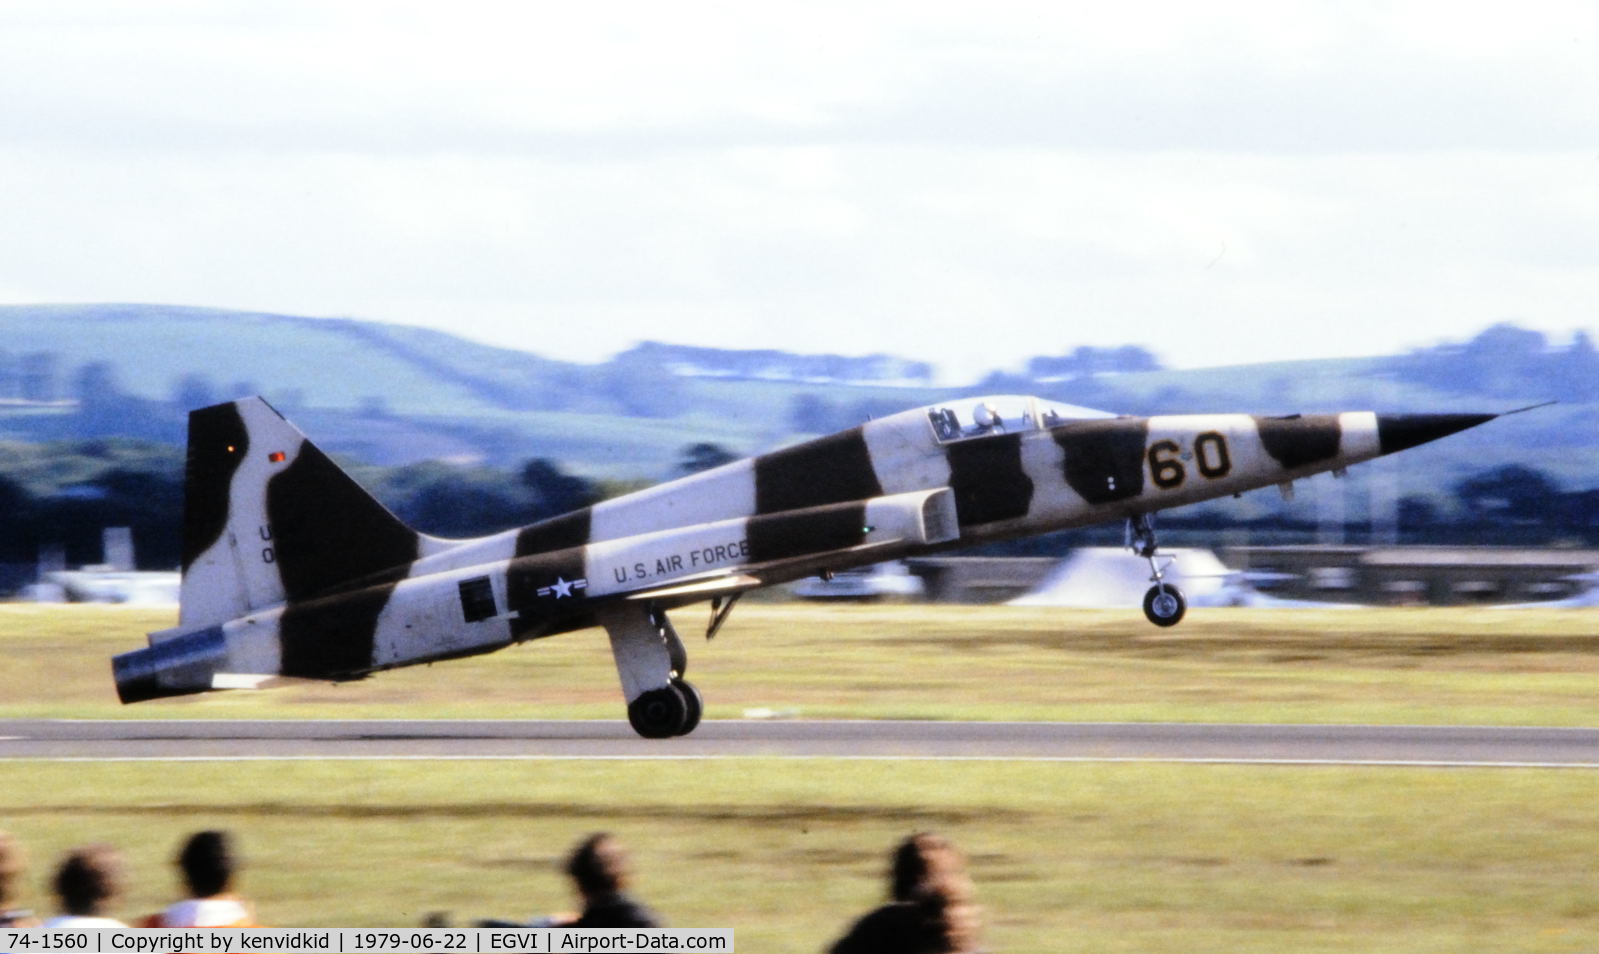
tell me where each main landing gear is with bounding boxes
[626,679,701,739]
[1127,514,1186,628]
[602,603,706,738]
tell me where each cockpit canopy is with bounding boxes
[926,395,1116,443]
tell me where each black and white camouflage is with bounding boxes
[113,394,1496,736]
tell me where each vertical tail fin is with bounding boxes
[179,398,425,629]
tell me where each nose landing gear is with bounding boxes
[1127,514,1186,627]
[1142,581,1186,627]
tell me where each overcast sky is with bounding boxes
[2,1,1596,382]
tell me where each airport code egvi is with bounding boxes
[1,928,734,953]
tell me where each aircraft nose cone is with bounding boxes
[1376,413,1496,455]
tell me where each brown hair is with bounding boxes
[0,831,24,906]
[889,833,980,953]
[54,845,122,917]
[566,833,630,899]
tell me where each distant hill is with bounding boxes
[0,305,1592,490]
[0,304,582,415]
[0,304,950,474]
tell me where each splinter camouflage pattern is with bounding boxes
[113,394,1496,736]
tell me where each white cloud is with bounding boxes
[0,1,1596,382]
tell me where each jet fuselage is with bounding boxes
[113,394,1495,736]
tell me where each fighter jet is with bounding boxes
[113,395,1503,737]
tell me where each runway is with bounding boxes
[3,719,1597,767]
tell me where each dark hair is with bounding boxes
[890,833,960,902]
[566,833,629,898]
[889,833,980,953]
[54,845,122,917]
[178,830,235,898]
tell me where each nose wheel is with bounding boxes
[1128,513,1187,628]
[1142,583,1186,627]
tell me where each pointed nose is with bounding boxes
[1376,413,1496,455]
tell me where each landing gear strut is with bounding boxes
[603,604,704,738]
[1127,514,1186,628]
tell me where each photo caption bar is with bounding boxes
[0,928,733,953]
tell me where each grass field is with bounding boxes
[5,603,1597,725]
[4,761,1597,951]
[4,604,1598,951]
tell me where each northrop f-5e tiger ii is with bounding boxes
[114,395,1505,737]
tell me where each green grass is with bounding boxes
[6,603,1597,725]
[5,605,1599,951]
[2,761,1596,951]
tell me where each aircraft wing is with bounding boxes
[623,573,763,602]
[618,537,921,605]
[562,489,957,610]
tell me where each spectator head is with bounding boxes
[54,845,123,917]
[0,831,24,907]
[178,831,236,898]
[566,833,630,900]
[890,833,979,953]
[889,832,963,902]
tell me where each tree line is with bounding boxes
[1,440,1594,579]
[0,441,720,573]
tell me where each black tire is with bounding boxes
[673,679,704,736]
[1143,584,1187,627]
[628,685,688,739]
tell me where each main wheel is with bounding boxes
[672,679,703,736]
[628,685,688,739]
[1142,584,1187,627]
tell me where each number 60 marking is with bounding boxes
[1147,431,1231,490]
